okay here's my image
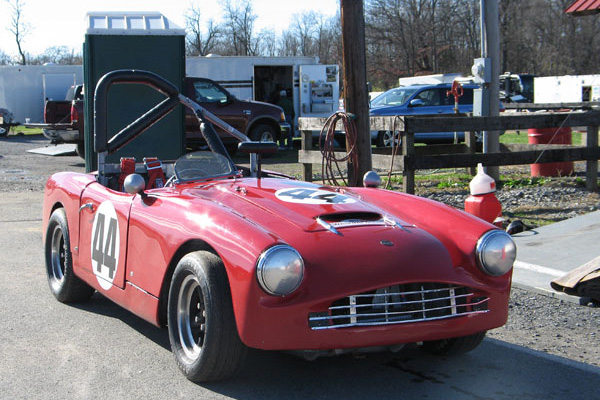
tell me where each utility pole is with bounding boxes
[340,0,372,186]
[473,0,501,181]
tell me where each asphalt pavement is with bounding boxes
[511,210,600,302]
[2,137,600,398]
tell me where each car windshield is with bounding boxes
[193,81,229,104]
[174,151,238,183]
[371,87,419,107]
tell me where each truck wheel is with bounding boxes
[167,251,247,382]
[75,141,85,159]
[249,123,276,142]
[421,331,486,356]
[45,208,95,303]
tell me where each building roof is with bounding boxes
[565,0,600,15]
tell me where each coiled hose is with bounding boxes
[319,112,359,186]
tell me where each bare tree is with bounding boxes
[5,0,29,65]
[222,0,258,56]
[0,49,11,65]
[30,46,82,65]
[185,4,222,56]
[257,28,278,56]
[291,11,319,56]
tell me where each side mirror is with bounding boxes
[409,99,425,107]
[123,173,146,195]
[237,141,278,156]
[237,141,278,179]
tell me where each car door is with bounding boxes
[407,88,448,115]
[78,182,133,291]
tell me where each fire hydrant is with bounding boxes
[465,164,503,228]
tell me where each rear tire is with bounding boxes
[421,331,486,356]
[376,130,400,148]
[167,251,247,382]
[75,141,85,159]
[45,208,95,303]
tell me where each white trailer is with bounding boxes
[185,56,340,129]
[398,73,463,87]
[1,57,340,128]
[0,65,83,123]
[534,74,600,103]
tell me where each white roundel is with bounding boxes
[91,201,120,290]
[275,187,356,205]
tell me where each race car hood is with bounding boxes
[196,178,412,233]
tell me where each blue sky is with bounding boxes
[0,0,339,56]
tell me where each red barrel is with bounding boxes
[528,127,574,177]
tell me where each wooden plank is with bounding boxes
[298,150,405,171]
[300,128,313,181]
[407,147,600,170]
[404,111,600,133]
[300,110,600,133]
[504,102,600,110]
[586,125,599,191]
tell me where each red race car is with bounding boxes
[43,70,516,382]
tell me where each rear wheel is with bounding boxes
[45,208,95,303]
[421,331,486,356]
[376,130,400,148]
[167,251,247,382]
[75,141,85,159]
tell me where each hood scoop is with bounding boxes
[316,212,408,235]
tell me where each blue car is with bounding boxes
[370,83,480,147]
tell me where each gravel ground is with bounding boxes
[2,134,599,368]
[417,166,600,228]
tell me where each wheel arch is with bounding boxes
[157,239,223,327]
[247,117,281,140]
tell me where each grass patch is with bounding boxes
[501,129,583,145]
[17,126,43,135]
[502,176,551,188]
[4,125,44,136]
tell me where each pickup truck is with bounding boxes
[25,85,85,155]
[27,78,289,159]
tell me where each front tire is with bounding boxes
[249,123,276,142]
[45,208,95,303]
[167,251,247,382]
[421,331,486,356]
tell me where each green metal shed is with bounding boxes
[83,11,186,172]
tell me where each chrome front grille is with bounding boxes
[309,283,488,330]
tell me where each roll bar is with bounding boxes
[93,69,272,182]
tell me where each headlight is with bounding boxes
[257,245,304,296]
[476,230,516,276]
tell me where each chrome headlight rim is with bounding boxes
[257,245,304,296]
[476,229,516,276]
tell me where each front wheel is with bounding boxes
[167,251,247,382]
[249,123,276,142]
[421,331,486,356]
[45,208,95,303]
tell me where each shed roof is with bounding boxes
[86,11,185,36]
[565,0,600,15]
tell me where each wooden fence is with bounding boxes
[298,110,600,194]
